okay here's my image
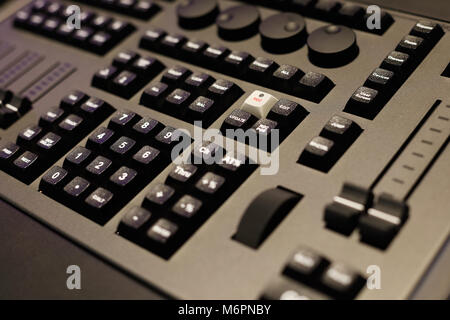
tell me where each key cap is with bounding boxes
[359,193,408,249]
[17,125,43,148]
[319,115,362,146]
[172,195,203,218]
[166,163,199,189]
[321,263,364,299]
[142,183,176,211]
[132,145,161,169]
[267,99,308,130]
[130,56,164,77]
[338,3,364,27]
[410,20,444,45]
[109,136,136,156]
[247,57,279,86]
[109,166,138,191]
[272,64,303,93]
[12,151,40,183]
[364,68,397,93]
[39,107,65,128]
[180,39,208,63]
[295,71,334,103]
[216,151,248,176]
[87,127,115,151]
[161,66,192,86]
[187,96,215,121]
[183,73,215,94]
[132,0,160,19]
[0,142,20,163]
[92,65,119,91]
[109,110,141,133]
[206,79,243,107]
[85,187,114,222]
[140,82,169,108]
[107,19,134,38]
[111,71,140,99]
[146,218,178,244]
[60,91,89,111]
[202,44,230,69]
[154,126,186,151]
[298,136,337,172]
[28,13,45,29]
[250,118,279,151]
[139,27,166,51]
[36,132,63,156]
[160,33,187,57]
[191,141,222,165]
[234,187,302,248]
[164,89,192,115]
[240,90,278,118]
[39,165,69,195]
[131,117,163,140]
[221,109,257,133]
[91,15,112,29]
[324,183,372,235]
[380,51,412,75]
[42,17,61,35]
[72,27,95,47]
[344,86,382,120]
[58,114,84,136]
[86,156,113,177]
[89,32,114,54]
[118,206,152,239]
[79,97,114,121]
[223,51,254,77]
[284,247,329,282]
[63,146,92,172]
[195,172,225,196]
[396,35,426,59]
[113,50,140,68]
[261,278,329,300]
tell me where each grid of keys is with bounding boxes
[0,90,115,184]
[221,90,309,152]
[118,141,258,259]
[39,109,191,225]
[140,65,244,127]
[92,49,165,99]
[14,0,136,54]
[139,28,334,103]
[73,0,160,20]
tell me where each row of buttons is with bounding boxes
[344,20,444,120]
[298,115,362,172]
[139,27,334,103]
[324,183,408,249]
[92,49,165,99]
[73,0,160,20]
[0,89,31,129]
[118,141,258,258]
[0,91,114,184]
[241,0,394,35]
[14,1,135,54]
[140,65,244,127]
[221,90,309,152]
[39,108,190,225]
[261,246,365,299]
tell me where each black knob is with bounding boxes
[259,13,307,54]
[216,5,260,41]
[307,25,359,68]
[177,0,219,30]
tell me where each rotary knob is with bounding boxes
[307,25,359,67]
[216,5,260,41]
[177,0,219,30]
[259,12,307,54]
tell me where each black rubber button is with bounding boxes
[307,25,358,67]
[177,0,219,29]
[259,13,307,53]
[216,5,260,41]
